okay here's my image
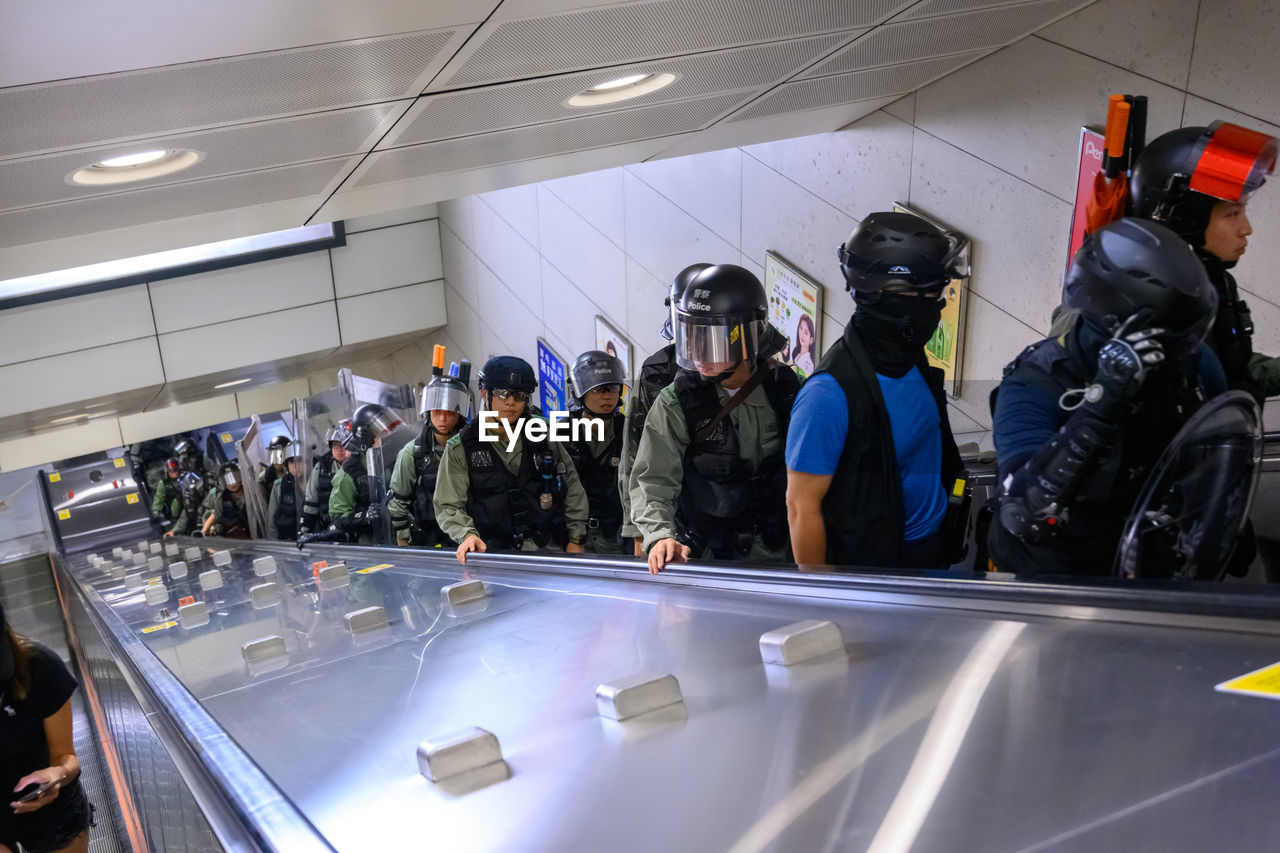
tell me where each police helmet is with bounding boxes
[477,356,537,394]
[164,457,180,476]
[837,212,967,297]
[1130,122,1277,245]
[218,461,242,490]
[420,375,474,420]
[265,435,292,466]
[571,350,628,400]
[661,263,714,342]
[343,404,403,452]
[672,264,767,373]
[323,424,346,447]
[174,439,199,458]
[1063,218,1216,361]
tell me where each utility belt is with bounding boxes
[588,516,623,542]
[408,519,456,549]
[677,509,787,560]
[940,472,973,565]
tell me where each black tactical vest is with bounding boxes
[218,490,249,538]
[341,454,370,516]
[157,478,181,523]
[815,322,962,569]
[1201,252,1260,403]
[408,424,453,547]
[273,473,298,540]
[459,418,565,549]
[316,453,336,511]
[672,362,798,557]
[627,345,679,452]
[565,411,625,535]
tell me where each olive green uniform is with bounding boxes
[150,474,182,527]
[265,477,294,540]
[300,456,341,534]
[434,416,590,550]
[387,433,449,545]
[209,488,247,537]
[629,380,788,561]
[328,463,375,545]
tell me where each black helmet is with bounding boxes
[478,356,537,394]
[837,211,966,296]
[218,461,242,490]
[164,457,180,475]
[673,264,766,373]
[174,439,199,458]
[571,350,628,399]
[661,262,713,341]
[1063,218,1216,361]
[265,434,291,465]
[343,403,403,452]
[1130,122,1276,246]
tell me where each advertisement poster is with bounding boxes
[764,252,823,381]
[893,202,971,399]
[1068,127,1106,270]
[536,338,567,416]
[594,316,632,413]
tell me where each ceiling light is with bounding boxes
[69,149,202,186]
[50,413,90,425]
[566,72,677,107]
[214,378,253,389]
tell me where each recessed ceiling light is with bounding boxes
[566,72,678,107]
[68,149,203,186]
[214,378,253,389]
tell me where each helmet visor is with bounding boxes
[267,446,287,465]
[367,409,403,440]
[420,382,473,419]
[1190,122,1278,203]
[673,316,758,374]
[221,466,241,489]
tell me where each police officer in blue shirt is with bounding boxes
[786,212,968,569]
[989,218,1225,577]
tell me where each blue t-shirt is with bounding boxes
[785,369,946,541]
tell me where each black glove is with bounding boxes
[366,503,383,525]
[1085,315,1166,417]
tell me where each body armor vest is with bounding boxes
[218,490,249,539]
[341,454,371,516]
[1200,252,1260,403]
[565,411,625,536]
[273,473,298,540]
[407,424,453,547]
[627,345,678,452]
[459,418,566,549]
[672,362,798,558]
[316,454,337,513]
[156,478,181,523]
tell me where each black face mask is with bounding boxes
[853,292,943,376]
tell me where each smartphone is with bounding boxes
[14,781,55,804]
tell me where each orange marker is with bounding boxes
[311,560,328,577]
[178,595,195,607]
[432,344,446,376]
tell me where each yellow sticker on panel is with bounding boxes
[357,563,394,574]
[57,509,71,520]
[1216,661,1280,700]
[126,493,140,504]
[48,472,61,483]
[221,433,233,443]
[142,621,177,634]
[114,458,126,468]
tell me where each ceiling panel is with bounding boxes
[357,92,748,187]
[0,103,406,213]
[430,0,914,90]
[895,0,1056,20]
[0,159,353,250]
[0,389,161,443]
[803,0,1087,76]
[728,52,988,123]
[2,28,464,159]
[388,32,852,147]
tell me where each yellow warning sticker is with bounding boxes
[48,472,61,483]
[1216,661,1280,700]
[57,509,71,520]
[113,458,126,468]
[357,563,394,574]
[220,432,233,443]
[142,621,177,634]
[126,493,140,504]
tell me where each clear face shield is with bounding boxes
[267,445,288,466]
[221,466,241,490]
[420,379,473,420]
[673,313,760,375]
[366,409,403,442]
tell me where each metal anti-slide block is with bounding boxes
[344,606,389,634]
[241,635,287,663]
[759,620,845,666]
[596,673,684,721]
[199,570,223,591]
[212,550,232,567]
[165,542,179,557]
[416,728,504,782]
[441,579,486,605]
[185,546,201,562]
[144,584,169,606]
[136,539,148,551]
[132,553,147,566]
[250,583,281,609]
[168,561,188,580]
[124,573,144,590]
[149,542,162,554]
[148,555,164,571]
[179,601,209,629]
[317,563,349,589]
[252,556,277,577]
[109,565,125,580]
[112,546,124,559]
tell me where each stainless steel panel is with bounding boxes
[61,537,1280,852]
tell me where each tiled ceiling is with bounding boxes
[0,0,1099,279]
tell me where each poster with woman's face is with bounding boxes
[764,252,822,381]
[595,316,632,412]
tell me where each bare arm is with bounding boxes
[787,469,832,567]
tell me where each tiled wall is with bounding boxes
[434,0,1280,437]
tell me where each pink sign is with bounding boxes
[1067,127,1106,270]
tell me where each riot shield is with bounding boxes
[236,417,270,539]
[1115,391,1262,581]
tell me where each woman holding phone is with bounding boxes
[0,600,91,853]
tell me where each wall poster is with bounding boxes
[893,202,971,399]
[764,251,823,381]
[1068,127,1106,271]
[536,337,568,417]
[594,316,632,413]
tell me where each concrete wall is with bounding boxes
[433,0,1280,438]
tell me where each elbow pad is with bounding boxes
[998,410,1118,544]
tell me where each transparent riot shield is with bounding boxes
[236,416,270,539]
[1115,391,1262,581]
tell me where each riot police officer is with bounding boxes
[328,404,403,545]
[265,442,304,540]
[990,218,1226,577]
[786,212,969,569]
[259,435,292,501]
[630,264,799,573]
[620,263,711,555]
[299,425,349,536]
[565,350,629,553]
[203,461,250,539]
[389,366,474,547]
[1128,121,1278,401]
[150,458,182,531]
[434,356,589,564]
